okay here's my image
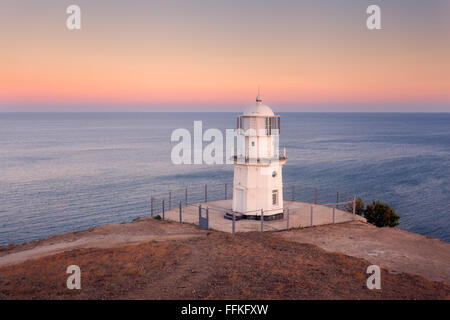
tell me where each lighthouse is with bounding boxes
[231,95,287,220]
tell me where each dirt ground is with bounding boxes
[280,221,450,284]
[0,217,207,267]
[0,218,449,300]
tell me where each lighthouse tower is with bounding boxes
[231,95,286,220]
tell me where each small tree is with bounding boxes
[364,200,400,227]
[345,197,365,216]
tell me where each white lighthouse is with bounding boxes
[231,95,286,220]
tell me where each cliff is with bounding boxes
[0,218,448,299]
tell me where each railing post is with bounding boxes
[205,184,208,203]
[199,204,202,223]
[232,211,236,233]
[261,209,264,232]
[291,185,295,201]
[352,196,356,216]
[310,206,313,227]
[336,191,339,209]
[151,196,154,217]
[185,188,188,205]
[225,183,227,200]
[179,201,182,223]
[169,191,171,210]
[206,207,209,229]
[314,188,318,204]
[332,207,335,224]
[286,208,290,229]
[162,200,165,220]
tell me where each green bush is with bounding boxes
[345,197,365,216]
[364,200,400,227]
[153,215,161,220]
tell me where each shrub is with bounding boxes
[153,215,161,220]
[364,200,400,227]
[345,197,365,216]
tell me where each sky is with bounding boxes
[0,0,449,112]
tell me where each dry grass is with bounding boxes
[0,231,448,300]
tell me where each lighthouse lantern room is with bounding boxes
[231,95,286,220]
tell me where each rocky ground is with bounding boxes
[0,218,448,300]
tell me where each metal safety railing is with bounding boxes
[150,182,233,217]
[149,183,357,232]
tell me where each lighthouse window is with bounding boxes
[236,116,243,129]
[272,190,279,205]
[265,117,271,135]
[265,117,281,135]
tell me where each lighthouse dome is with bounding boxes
[243,96,275,117]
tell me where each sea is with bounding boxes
[0,112,449,245]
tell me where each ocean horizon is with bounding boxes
[1,112,449,245]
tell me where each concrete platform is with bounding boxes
[159,199,366,233]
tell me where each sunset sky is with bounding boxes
[1,0,449,112]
